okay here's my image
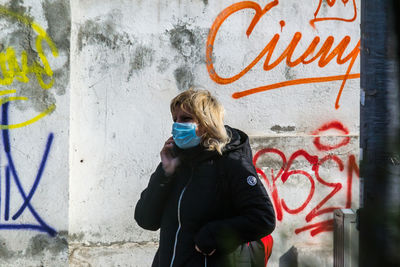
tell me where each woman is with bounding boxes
[135,89,275,267]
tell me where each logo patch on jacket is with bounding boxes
[247,176,257,186]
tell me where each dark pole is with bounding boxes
[360,0,400,266]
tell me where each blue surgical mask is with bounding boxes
[172,122,201,149]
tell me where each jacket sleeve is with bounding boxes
[194,156,276,254]
[134,163,175,231]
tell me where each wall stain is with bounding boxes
[0,1,35,68]
[284,65,295,81]
[69,232,85,242]
[42,0,70,96]
[0,238,14,260]
[26,232,68,256]
[271,125,296,133]
[167,22,207,64]
[77,10,134,52]
[156,57,170,73]
[127,45,155,81]
[174,66,194,91]
[7,0,29,15]
[320,0,329,16]
[42,0,70,52]
[167,22,208,90]
[16,84,57,113]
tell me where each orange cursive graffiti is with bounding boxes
[206,0,360,109]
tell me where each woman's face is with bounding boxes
[172,106,204,137]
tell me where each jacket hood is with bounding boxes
[223,126,253,162]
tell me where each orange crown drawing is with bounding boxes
[310,0,357,28]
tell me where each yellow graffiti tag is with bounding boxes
[0,89,17,96]
[0,90,56,129]
[0,7,58,89]
[0,8,59,129]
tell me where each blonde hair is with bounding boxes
[170,88,230,154]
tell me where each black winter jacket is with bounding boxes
[135,126,275,267]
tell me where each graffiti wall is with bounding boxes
[251,122,359,265]
[2,0,359,266]
[69,0,359,266]
[0,0,69,266]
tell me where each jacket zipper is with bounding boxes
[204,256,208,267]
[169,167,193,267]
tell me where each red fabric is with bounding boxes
[261,235,273,266]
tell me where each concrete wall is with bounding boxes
[0,0,70,265]
[1,0,360,266]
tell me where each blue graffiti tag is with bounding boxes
[0,102,56,236]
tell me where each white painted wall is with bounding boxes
[1,0,360,266]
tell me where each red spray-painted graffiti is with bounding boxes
[253,121,359,236]
[206,0,360,109]
[310,0,357,27]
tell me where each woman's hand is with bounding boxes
[195,245,216,256]
[160,137,180,176]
